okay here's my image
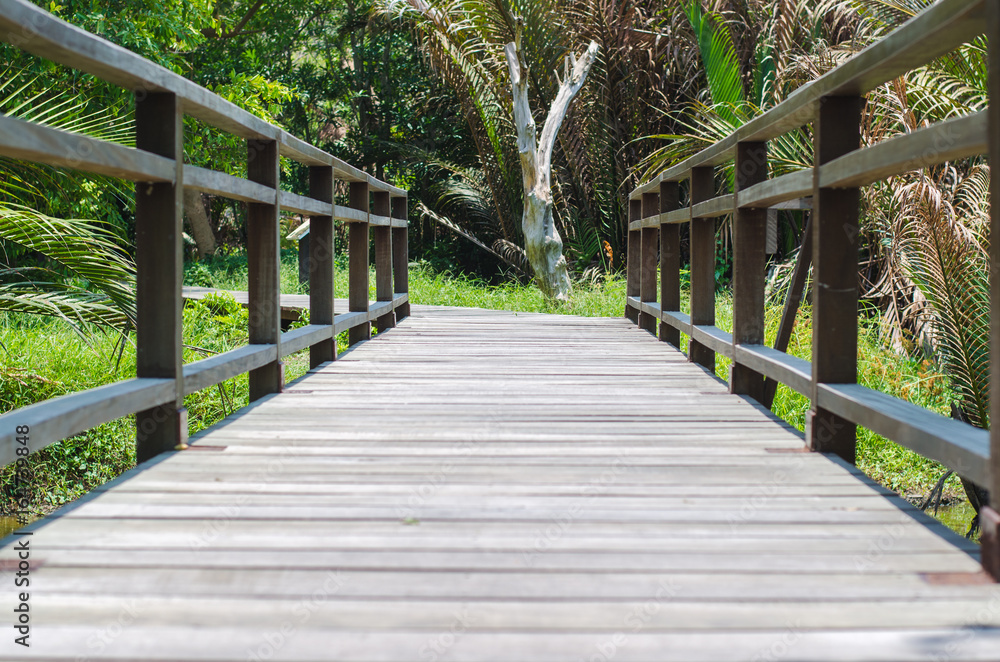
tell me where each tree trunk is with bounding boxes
[504,26,598,300]
[183,189,216,258]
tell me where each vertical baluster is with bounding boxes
[392,196,410,321]
[247,139,283,400]
[731,142,769,401]
[309,165,335,367]
[373,191,394,331]
[981,0,1000,581]
[134,92,186,462]
[349,181,371,345]
[659,181,681,348]
[808,96,864,462]
[689,167,716,372]
[626,200,641,323]
[639,192,659,335]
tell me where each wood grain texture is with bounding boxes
[689,167,716,371]
[2,305,995,661]
[659,182,681,347]
[348,182,371,345]
[134,92,185,461]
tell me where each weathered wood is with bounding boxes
[308,165,336,367]
[246,139,283,400]
[738,170,813,210]
[279,190,332,217]
[821,111,987,189]
[817,383,989,486]
[392,196,410,320]
[762,216,813,408]
[373,191,395,331]
[183,165,273,204]
[182,345,278,395]
[349,181,371,345]
[280,325,335,358]
[659,182,681,347]
[0,113,175,182]
[691,194,735,219]
[731,142,768,402]
[134,92,186,462]
[986,0,1000,582]
[661,208,692,225]
[809,97,864,463]
[335,204,369,223]
[734,344,812,397]
[689,167,716,372]
[0,378,174,465]
[626,200,642,323]
[638,193,659,335]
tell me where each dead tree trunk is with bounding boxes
[504,25,598,300]
[183,189,216,258]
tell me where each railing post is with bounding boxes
[731,142,769,401]
[659,181,681,348]
[134,92,186,462]
[689,166,716,372]
[392,196,410,321]
[309,165,336,368]
[638,192,659,335]
[247,139,283,401]
[626,200,641,323]
[981,0,1000,581]
[808,96,864,463]
[373,191,395,331]
[349,181,371,345]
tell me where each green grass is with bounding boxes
[0,252,978,538]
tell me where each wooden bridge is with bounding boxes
[3,0,1000,659]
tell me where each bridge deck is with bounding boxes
[4,307,1000,661]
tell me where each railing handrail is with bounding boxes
[0,0,409,469]
[624,0,1000,577]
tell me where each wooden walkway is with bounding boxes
[4,306,1000,660]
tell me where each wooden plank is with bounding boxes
[639,193,659,334]
[280,325,334,358]
[985,0,1000,582]
[817,383,990,485]
[733,344,812,397]
[690,194,735,219]
[0,378,174,466]
[278,190,331,216]
[392,196,410,320]
[373,191,395,331]
[182,344,277,395]
[691,325,734,359]
[659,181,681,347]
[308,165,336,367]
[738,169,813,209]
[368,214,393,227]
[134,92,185,462]
[246,139,283,400]
[689,167,716,370]
[661,208,691,225]
[348,181,371,345]
[810,96,864,462]
[731,142,768,401]
[335,204,368,224]
[821,111,988,189]
[660,310,692,336]
[183,165,273,204]
[626,199,641,323]
[0,113,174,182]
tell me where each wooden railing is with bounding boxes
[625,0,1000,574]
[0,0,409,465]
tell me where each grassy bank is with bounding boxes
[0,251,974,537]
